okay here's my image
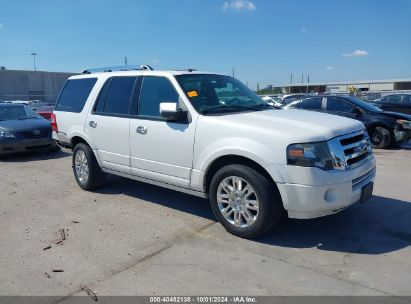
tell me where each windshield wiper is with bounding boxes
[202,105,262,114]
[250,104,276,110]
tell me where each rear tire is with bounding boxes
[370,126,391,149]
[209,164,283,239]
[72,143,106,190]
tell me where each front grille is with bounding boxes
[338,130,372,169]
[328,130,373,170]
[17,128,51,139]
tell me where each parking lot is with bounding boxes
[0,145,410,298]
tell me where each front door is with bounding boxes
[129,76,196,188]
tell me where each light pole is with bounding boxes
[30,52,37,71]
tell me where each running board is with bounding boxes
[101,168,208,199]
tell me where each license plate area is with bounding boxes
[360,182,374,203]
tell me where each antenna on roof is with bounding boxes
[139,64,154,71]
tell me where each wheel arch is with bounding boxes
[204,154,281,195]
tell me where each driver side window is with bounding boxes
[139,76,179,118]
[327,97,356,112]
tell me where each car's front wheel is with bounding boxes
[370,126,391,149]
[209,164,283,239]
[72,143,106,190]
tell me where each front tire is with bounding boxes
[370,126,391,149]
[72,143,106,190]
[209,164,283,239]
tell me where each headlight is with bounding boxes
[287,142,335,170]
[0,130,16,138]
[397,119,411,130]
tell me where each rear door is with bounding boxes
[85,76,137,173]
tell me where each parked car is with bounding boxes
[260,96,283,107]
[285,96,411,148]
[0,103,58,156]
[29,102,54,111]
[359,92,381,102]
[372,94,411,115]
[36,105,55,120]
[53,68,375,238]
[281,94,308,106]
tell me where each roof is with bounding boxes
[276,78,411,87]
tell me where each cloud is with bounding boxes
[0,24,3,29]
[301,27,307,32]
[342,50,369,57]
[151,59,159,64]
[325,66,334,70]
[222,0,256,11]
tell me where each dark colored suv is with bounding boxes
[372,94,411,115]
[286,95,411,148]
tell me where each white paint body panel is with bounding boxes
[53,70,376,220]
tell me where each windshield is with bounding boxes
[176,74,272,115]
[0,105,42,121]
[345,96,383,112]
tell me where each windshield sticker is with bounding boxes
[187,90,198,98]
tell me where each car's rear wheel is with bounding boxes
[209,164,283,239]
[72,143,106,190]
[370,126,391,149]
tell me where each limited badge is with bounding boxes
[187,90,198,98]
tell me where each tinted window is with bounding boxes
[139,76,179,117]
[0,105,42,121]
[327,97,356,112]
[103,77,136,115]
[55,78,97,113]
[294,97,322,110]
[94,79,111,113]
[401,95,411,103]
[384,95,401,102]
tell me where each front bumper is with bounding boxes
[394,128,411,143]
[0,137,57,155]
[270,156,376,219]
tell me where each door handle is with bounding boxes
[89,121,97,128]
[136,126,147,134]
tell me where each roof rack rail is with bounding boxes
[171,68,197,72]
[82,64,154,74]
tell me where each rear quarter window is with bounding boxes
[55,78,97,113]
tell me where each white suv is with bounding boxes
[52,68,376,238]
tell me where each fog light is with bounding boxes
[324,188,337,203]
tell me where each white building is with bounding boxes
[274,78,411,94]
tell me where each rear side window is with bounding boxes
[327,97,355,112]
[295,97,323,110]
[96,77,137,116]
[55,78,97,113]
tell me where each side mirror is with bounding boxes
[160,103,187,121]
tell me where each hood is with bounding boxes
[0,118,51,132]
[381,111,411,120]
[211,109,365,142]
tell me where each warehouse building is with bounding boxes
[0,68,76,103]
[274,78,411,94]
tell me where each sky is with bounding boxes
[0,0,411,88]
